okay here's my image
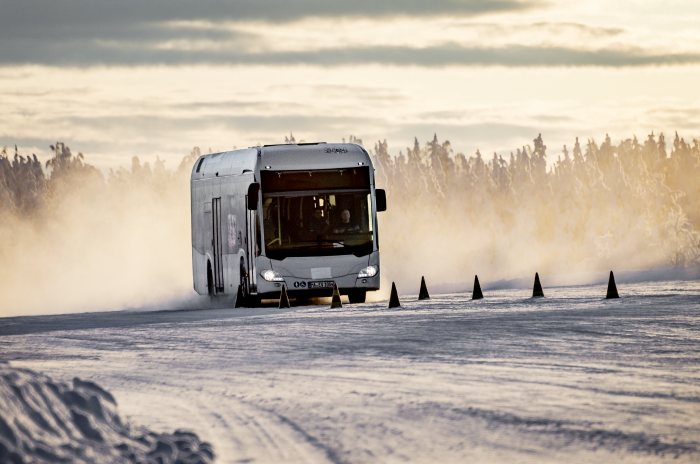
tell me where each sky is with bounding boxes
[2,0,700,169]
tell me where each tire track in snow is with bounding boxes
[260,408,345,464]
[444,404,699,457]
[193,394,334,464]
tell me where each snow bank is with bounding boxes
[0,364,214,463]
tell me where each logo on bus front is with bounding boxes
[325,147,348,154]
[293,281,307,288]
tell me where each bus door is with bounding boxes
[211,197,224,293]
[245,208,258,293]
[245,184,260,294]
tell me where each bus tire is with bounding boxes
[348,290,366,304]
[236,262,248,307]
[206,261,214,296]
[237,261,260,307]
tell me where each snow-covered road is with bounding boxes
[2,280,700,463]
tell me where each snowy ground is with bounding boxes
[2,280,700,463]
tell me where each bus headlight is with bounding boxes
[358,265,377,278]
[260,269,285,282]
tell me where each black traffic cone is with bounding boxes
[606,270,619,299]
[279,284,290,309]
[388,282,401,308]
[330,283,343,308]
[532,272,544,298]
[418,276,430,300]
[472,275,483,300]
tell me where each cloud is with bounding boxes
[0,1,535,68]
[386,121,541,148]
[0,1,539,69]
[530,21,624,37]
[448,21,625,38]
[54,113,374,133]
[1,111,381,158]
[312,85,406,103]
[261,44,700,67]
[644,107,700,129]
[4,39,700,67]
[1,0,529,36]
[2,1,697,69]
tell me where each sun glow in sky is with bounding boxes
[2,0,700,169]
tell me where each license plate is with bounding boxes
[308,280,335,289]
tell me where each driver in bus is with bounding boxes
[333,209,360,234]
[308,208,329,234]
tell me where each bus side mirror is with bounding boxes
[376,189,387,212]
[247,183,260,210]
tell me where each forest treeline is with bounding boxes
[0,142,200,214]
[2,132,699,269]
[373,132,700,267]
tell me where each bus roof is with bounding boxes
[192,143,372,180]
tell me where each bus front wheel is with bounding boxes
[236,264,248,307]
[236,263,260,308]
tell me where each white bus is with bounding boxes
[191,142,386,306]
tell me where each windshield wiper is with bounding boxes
[312,238,345,245]
[281,240,345,248]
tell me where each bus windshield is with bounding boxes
[262,190,374,258]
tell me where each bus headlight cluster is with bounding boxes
[358,265,377,278]
[260,269,285,282]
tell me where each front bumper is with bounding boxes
[254,251,380,298]
[256,273,380,299]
